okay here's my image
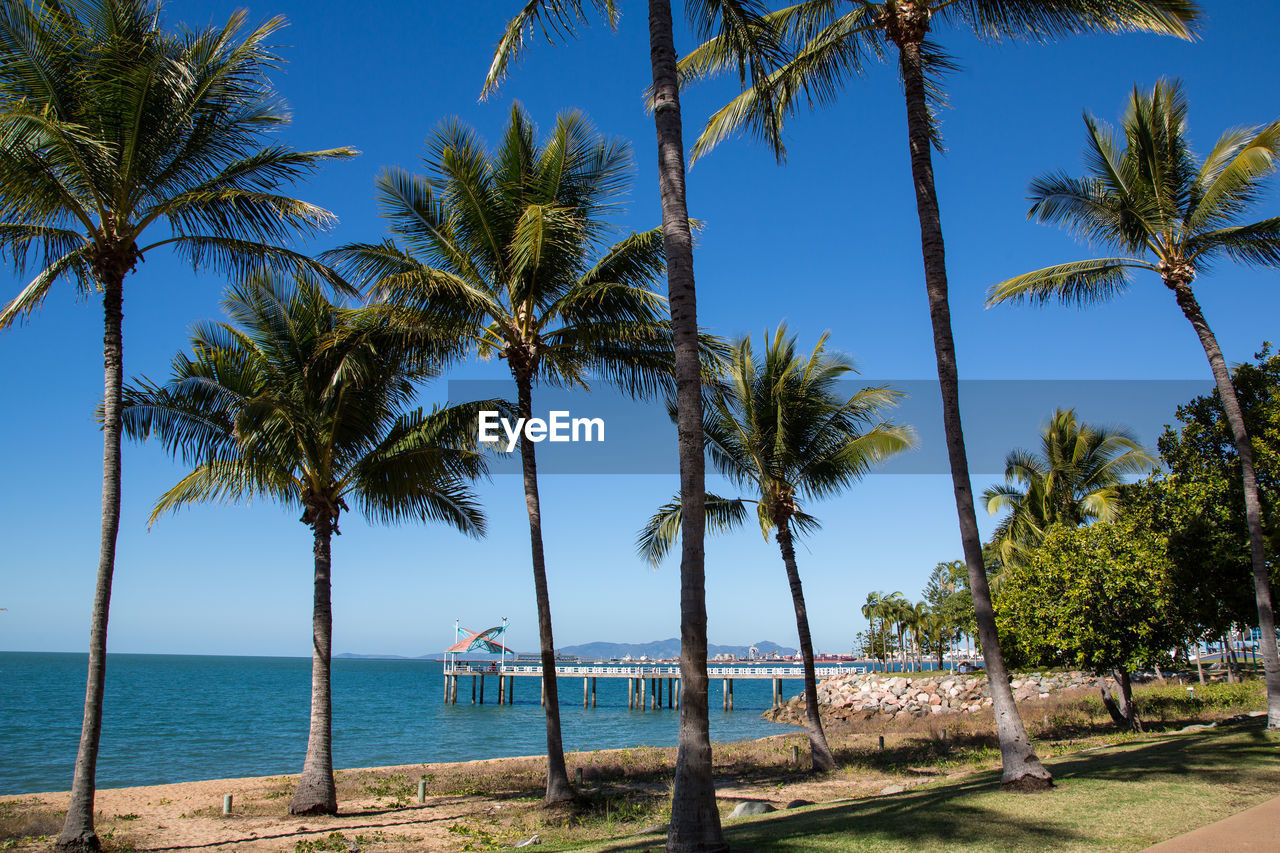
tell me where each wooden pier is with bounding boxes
[441,663,868,711]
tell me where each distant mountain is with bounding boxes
[558,639,797,660]
[335,652,433,660]
[335,639,798,661]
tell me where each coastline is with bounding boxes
[0,731,810,853]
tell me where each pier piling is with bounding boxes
[471,675,476,705]
[591,677,597,707]
[479,675,485,704]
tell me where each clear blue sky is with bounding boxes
[2,1,1277,658]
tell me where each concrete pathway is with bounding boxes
[1145,794,1280,851]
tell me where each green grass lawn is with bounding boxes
[570,720,1279,852]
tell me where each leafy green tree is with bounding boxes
[638,325,913,770]
[990,81,1280,728]
[121,275,487,814]
[483,5,783,841]
[682,0,1197,792]
[0,3,353,846]
[331,107,675,803]
[983,408,1155,567]
[1119,350,1280,669]
[122,277,486,809]
[995,518,1186,730]
[922,561,964,667]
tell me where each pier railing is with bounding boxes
[439,662,872,710]
[444,663,868,678]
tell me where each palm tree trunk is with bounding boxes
[1170,282,1280,727]
[290,513,338,816]
[897,38,1052,789]
[775,520,835,772]
[1193,641,1205,684]
[648,1,724,848]
[57,273,126,853]
[515,374,573,803]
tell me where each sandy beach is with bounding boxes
[0,728,952,852]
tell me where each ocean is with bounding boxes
[1,652,808,795]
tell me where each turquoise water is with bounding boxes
[0,652,804,795]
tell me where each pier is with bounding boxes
[441,663,869,710]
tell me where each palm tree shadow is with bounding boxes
[594,722,1276,851]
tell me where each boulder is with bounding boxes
[728,801,777,818]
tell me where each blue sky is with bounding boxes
[2,1,1277,658]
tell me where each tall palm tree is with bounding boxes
[0,3,354,846]
[983,408,1156,567]
[679,0,1197,790]
[907,600,930,669]
[483,6,782,844]
[121,274,487,815]
[989,80,1280,729]
[886,593,910,669]
[330,106,677,803]
[637,325,913,771]
[861,591,891,669]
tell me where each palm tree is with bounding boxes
[482,6,782,844]
[330,106,677,803]
[989,81,1280,728]
[861,591,890,669]
[121,274,487,815]
[862,590,905,669]
[679,0,1197,790]
[0,3,354,846]
[907,600,930,670]
[919,607,952,671]
[983,408,1156,567]
[890,594,911,666]
[637,325,913,771]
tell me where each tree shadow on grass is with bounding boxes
[591,781,1086,853]
[590,721,1278,852]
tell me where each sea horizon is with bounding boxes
[2,650,810,796]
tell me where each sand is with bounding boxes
[2,755,554,852]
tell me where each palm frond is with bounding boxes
[1189,217,1280,268]
[0,243,92,328]
[482,0,618,98]
[987,258,1147,307]
[636,492,750,567]
[1187,122,1280,233]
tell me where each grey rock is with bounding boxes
[728,801,777,818]
[878,784,907,795]
[785,799,814,809]
[514,835,542,848]
[635,824,668,835]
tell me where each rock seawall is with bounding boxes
[765,670,1123,725]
